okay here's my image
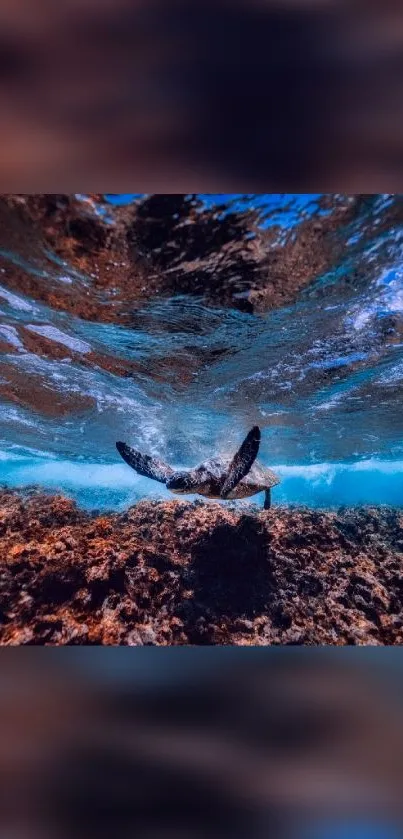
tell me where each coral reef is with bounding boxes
[0,489,401,645]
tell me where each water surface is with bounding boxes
[0,194,402,510]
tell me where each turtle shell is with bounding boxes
[192,457,280,500]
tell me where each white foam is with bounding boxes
[0,286,34,312]
[350,306,373,331]
[376,360,403,385]
[0,450,22,461]
[26,325,91,354]
[350,262,403,332]
[0,325,24,349]
[274,459,403,508]
[16,460,142,489]
[0,405,39,428]
[280,459,402,478]
[316,392,345,411]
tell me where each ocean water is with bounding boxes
[0,193,402,511]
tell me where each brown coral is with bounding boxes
[0,489,401,645]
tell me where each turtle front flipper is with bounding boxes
[116,442,174,484]
[220,426,261,499]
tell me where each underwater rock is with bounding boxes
[0,489,401,645]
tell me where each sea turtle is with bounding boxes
[116,426,280,509]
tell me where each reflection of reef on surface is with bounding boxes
[0,489,401,645]
[0,193,383,319]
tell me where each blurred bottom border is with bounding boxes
[0,647,403,839]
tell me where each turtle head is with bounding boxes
[166,471,195,494]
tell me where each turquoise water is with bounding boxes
[0,194,402,511]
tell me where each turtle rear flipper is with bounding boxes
[220,426,261,499]
[264,488,271,510]
[116,442,174,484]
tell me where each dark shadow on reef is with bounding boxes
[186,516,273,633]
[0,489,402,646]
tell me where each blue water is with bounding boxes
[0,194,402,511]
